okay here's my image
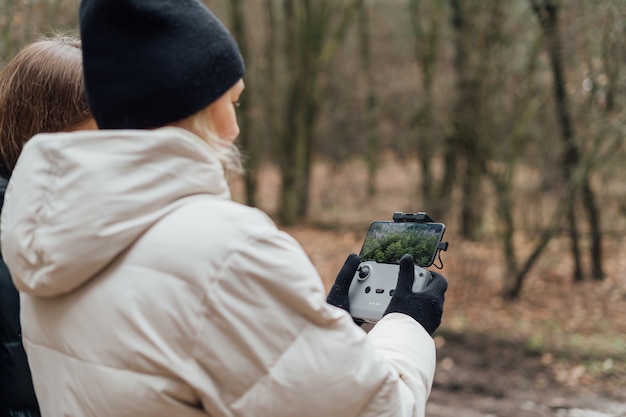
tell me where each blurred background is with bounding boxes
[2,0,626,415]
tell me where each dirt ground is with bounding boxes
[427,332,626,417]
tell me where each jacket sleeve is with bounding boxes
[190,221,436,417]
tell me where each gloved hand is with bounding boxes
[326,253,363,325]
[383,254,448,335]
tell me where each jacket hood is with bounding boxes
[0,127,230,297]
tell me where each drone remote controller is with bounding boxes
[347,211,447,324]
[348,261,433,323]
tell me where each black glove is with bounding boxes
[326,253,363,325]
[383,254,448,335]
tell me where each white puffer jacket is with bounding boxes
[0,127,436,417]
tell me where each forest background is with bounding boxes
[2,0,626,415]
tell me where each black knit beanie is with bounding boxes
[79,0,245,129]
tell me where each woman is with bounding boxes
[1,2,447,417]
[0,35,94,417]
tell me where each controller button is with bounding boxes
[389,290,394,296]
[364,286,371,293]
[358,265,371,280]
[375,289,384,294]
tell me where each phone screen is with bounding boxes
[359,221,446,267]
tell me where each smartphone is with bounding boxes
[358,221,446,267]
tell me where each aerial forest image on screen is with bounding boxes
[359,222,443,267]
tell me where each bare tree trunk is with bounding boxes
[582,181,603,279]
[358,0,379,196]
[581,9,624,282]
[575,9,621,281]
[280,0,303,226]
[408,0,442,214]
[492,173,517,282]
[278,0,361,225]
[490,35,550,297]
[263,0,280,168]
[1,0,18,62]
[440,0,463,211]
[230,0,257,206]
[448,0,501,239]
[448,0,474,236]
[530,0,585,282]
[506,226,556,298]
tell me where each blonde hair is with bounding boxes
[0,35,91,178]
[175,107,244,174]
